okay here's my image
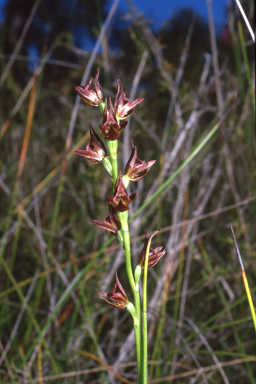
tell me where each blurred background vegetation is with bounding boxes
[0,0,255,383]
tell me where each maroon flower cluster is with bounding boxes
[75,68,143,141]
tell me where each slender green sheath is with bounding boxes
[133,313,142,380]
[142,240,152,384]
[135,277,143,382]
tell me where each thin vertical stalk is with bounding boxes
[142,237,152,384]
[231,227,256,333]
[107,139,118,188]
[118,211,142,380]
[122,227,136,293]
[237,21,255,120]
[234,0,255,41]
[206,0,223,112]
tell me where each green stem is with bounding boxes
[134,314,142,380]
[119,212,135,294]
[106,140,118,189]
[142,239,152,384]
[118,211,142,381]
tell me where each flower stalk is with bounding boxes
[142,235,153,383]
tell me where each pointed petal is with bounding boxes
[118,98,144,120]
[73,149,103,164]
[129,193,137,203]
[91,219,118,235]
[95,68,103,102]
[98,294,124,308]
[125,139,137,175]
[115,271,129,301]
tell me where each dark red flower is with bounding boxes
[91,205,121,236]
[108,172,136,212]
[73,124,107,164]
[139,230,166,269]
[99,99,127,140]
[110,80,144,120]
[99,271,129,309]
[74,68,103,107]
[125,140,156,182]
